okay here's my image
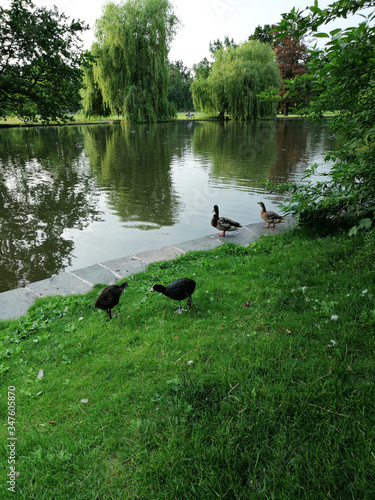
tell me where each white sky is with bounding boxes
[6,0,373,68]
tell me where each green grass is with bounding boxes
[1,229,375,499]
[0,114,121,127]
[0,111,336,127]
[0,112,213,127]
[176,111,217,121]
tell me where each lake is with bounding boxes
[0,118,337,293]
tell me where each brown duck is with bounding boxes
[258,201,284,228]
[211,205,242,236]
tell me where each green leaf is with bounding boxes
[330,28,342,37]
[358,218,372,230]
[314,32,330,38]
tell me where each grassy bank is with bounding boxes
[1,229,374,499]
[1,111,325,128]
[0,111,214,128]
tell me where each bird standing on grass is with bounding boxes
[95,282,128,319]
[211,205,242,237]
[258,201,284,228]
[150,278,196,314]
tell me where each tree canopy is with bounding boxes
[249,24,310,115]
[191,40,281,120]
[0,0,90,122]
[268,0,375,232]
[82,0,179,123]
[168,61,193,111]
[248,25,274,45]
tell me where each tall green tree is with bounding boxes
[168,61,193,111]
[191,41,281,120]
[209,36,238,57]
[268,0,375,231]
[0,0,90,122]
[248,25,274,45]
[86,0,179,123]
[80,55,111,118]
[192,57,212,80]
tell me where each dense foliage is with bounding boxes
[168,61,193,111]
[81,0,179,123]
[191,41,281,120]
[268,0,375,232]
[249,24,310,115]
[80,63,111,118]
[0,0,90,123]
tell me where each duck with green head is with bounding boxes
[211,205,242,236]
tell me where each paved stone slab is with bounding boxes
[71,264,118,286]
[0,287,38,320]
[27,272,92,297]
[174,235,223,253]
[133,245,185,264]
[101,256,147,277]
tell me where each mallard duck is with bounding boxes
[150,278,196,314]
[211,205,242,236]
[94,281,128,319]
[258,201,284,228]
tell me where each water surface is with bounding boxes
[0,119,337,292]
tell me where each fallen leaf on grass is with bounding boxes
[279,327,292,334]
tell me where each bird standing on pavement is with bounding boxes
[258,201,284,228]
[211,205,242,237]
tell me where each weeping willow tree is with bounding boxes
[80,62,111,117]
[81,0,179,122]
[192,41,281,120]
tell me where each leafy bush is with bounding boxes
[269,1,375,232]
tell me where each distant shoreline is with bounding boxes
[0,114,328,130]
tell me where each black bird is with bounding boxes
[150,278,196,314]
[94,282,128,319]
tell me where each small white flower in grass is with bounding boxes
[80,399,88,404]
[78,317,84,321]
[331,314,339,321]
[187,360,194,366]
[33,339,38,343]
[361,289,368,296]
[330,340,337,346]
[37,369,44,379]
